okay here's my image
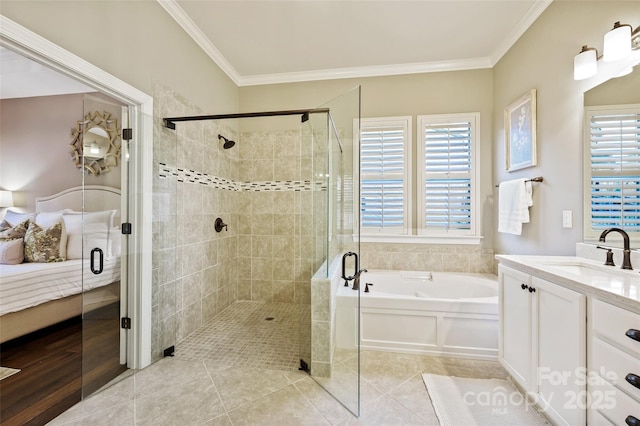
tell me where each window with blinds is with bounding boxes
[359,117,410,233]
[586,105,640,235]
[418,113,479,235]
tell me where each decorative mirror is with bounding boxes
[69,110,121,175]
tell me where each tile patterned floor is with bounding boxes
[175,301,301,371]
[48,300,508,425]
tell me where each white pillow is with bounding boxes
[35,211,67,260]
[3,210,36,227]
[0,238,24,264]
[109,226,122,258]
[63,210,116,260]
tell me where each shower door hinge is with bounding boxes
[121,317,132,329]
[122,128,133,140]
[121,223,132,235]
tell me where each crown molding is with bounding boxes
[489,0,553,65]
[157,0,242,86]
[237,57,493,86]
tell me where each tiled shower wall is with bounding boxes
[151,85,325,361]
[236,128,321,306]
[151,83,240,361]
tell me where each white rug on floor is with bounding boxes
[0,367,21,381]
[422,374,549,426]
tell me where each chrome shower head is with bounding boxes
[218,134,236,149]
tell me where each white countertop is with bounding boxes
[496,255,640,312]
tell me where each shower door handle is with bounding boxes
[90,247,104,275]
[342,252,359,281]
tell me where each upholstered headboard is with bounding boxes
[35,185,121,217]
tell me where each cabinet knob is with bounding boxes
[625,373,640,390]
[521,283,528,290]
[528,286,536,293]
[626,415,640,426]
[626,329,640,343]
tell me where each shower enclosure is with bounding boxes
[154,86,361,414]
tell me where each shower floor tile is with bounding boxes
[175,301,301,371]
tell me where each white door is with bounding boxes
[499,265,535,391]
[534,277,586,426]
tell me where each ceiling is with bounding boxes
[0,1,552,99]
[161,0,553,86]
[0,46,94,99]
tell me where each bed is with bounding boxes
[0,186,122,343]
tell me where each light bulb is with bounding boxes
[90,141,99,154]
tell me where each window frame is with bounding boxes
[417,113,481,239]
[583,103,640,241]
[354,116,412,236]
[353,113,482,245]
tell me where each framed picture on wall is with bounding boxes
[505,89,537,172]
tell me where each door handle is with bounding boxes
[626,329,640,343]
[90,247,104,275]
[341,252,358,281]
[625,373,640,390]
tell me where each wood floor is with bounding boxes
[0,303,126,426]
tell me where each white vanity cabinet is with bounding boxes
[499,265,587,426]
[588,299,640,425]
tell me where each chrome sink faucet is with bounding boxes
[599,227,633,270]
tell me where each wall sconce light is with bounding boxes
[0,190,14,208]
[574,21,640,80]
[574,46,599,80]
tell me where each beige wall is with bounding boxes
[0,94,122,210]
[492,1,639,255]
[584,68,640,106]
[0,1,239,116]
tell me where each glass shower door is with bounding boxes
[300,86,361,416]
[81,94,128,397]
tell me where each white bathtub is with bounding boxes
[335,270,499,359]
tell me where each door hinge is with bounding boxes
[122,128,133,141]
[121,222,132,235]
[121,317,132,329]
[301,112,309,123]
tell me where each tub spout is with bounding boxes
[352,268,367,291]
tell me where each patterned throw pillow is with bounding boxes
[24,220,65,263]
[0,219,29,241]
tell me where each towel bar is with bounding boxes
[495,177,543,188]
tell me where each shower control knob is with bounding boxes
[214,218,228,232]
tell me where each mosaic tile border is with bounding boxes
[158,162,327,192]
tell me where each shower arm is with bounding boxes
[163,108,330,130]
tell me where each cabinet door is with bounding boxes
[534,277,586,426]
[499,266,535,392]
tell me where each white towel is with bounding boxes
[498,178,533,235]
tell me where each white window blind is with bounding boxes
[418,114,479,235]
[587,106,640,233]
[359,118,410,233]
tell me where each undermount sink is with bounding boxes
[538,260,631,279]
